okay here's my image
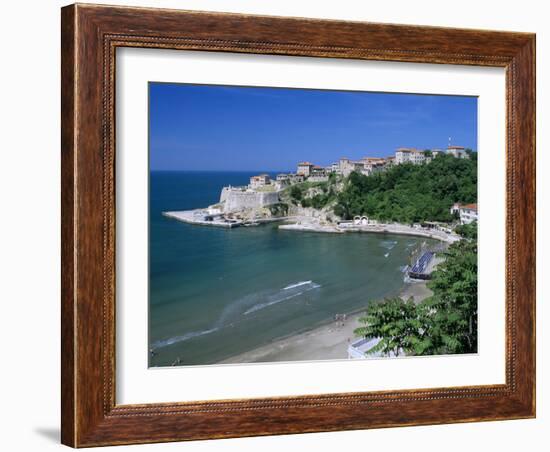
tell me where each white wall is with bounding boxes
[0,1,546,451]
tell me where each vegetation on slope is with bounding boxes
[286,176,340,210]
[267,203,289,217]
[354,222,478,356]
[334,153,477,223]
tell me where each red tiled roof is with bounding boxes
[461,203,478,211]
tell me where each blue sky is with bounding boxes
[149,83,477,172]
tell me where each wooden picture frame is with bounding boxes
[61,3,535,447]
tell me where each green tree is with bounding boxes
[423,238,478,354]
[289,185,303,203]
[354,225,478,357]
[354,297,427,357]
[455,221,477,240]
[335,154,477,223]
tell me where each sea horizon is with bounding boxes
[150,169,294,174]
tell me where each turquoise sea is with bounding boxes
[149,171,423,366]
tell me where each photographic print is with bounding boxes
[148,83,478,367]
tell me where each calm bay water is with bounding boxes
[149,171,422,366]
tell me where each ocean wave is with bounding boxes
[244,281,321,315]
[152,327,219,348]
[153,281,321,349]
[244,291,304,315]
[380,240,398,250]
[283,280,313,290]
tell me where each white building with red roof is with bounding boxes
[451,202,478,224]
[296,162,314,176]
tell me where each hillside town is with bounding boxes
[163,144,477,237]
[241,145,477,225]
[274,145,470,186]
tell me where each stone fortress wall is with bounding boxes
[220,187,280,212]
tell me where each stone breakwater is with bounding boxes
[163,210,242,228]
[163,210,295,228]
[220,187,280,212]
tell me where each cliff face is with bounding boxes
[220,187,280,213]
[286,204,339,223]
[278,179,342,223]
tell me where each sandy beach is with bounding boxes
[219,280,432,364]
